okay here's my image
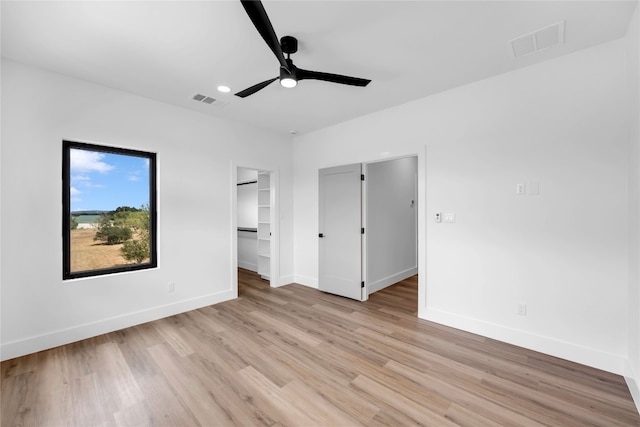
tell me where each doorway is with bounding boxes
[318,156,418,301]
[233,166,277,295]
[363,156,418,295]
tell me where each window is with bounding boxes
[62,140,157,279]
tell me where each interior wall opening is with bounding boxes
[235,166,275,293]
[318,155,419,310]
[364,155,419,301]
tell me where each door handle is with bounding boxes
[319,233,324,238]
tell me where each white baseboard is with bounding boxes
[272,274,294,288]
[0,289,235,362]
[626,376,640,415]
[421,307,628,376]
[368,267,417,294]
[238,260,258,272]
[625,361,640,415]
[293,275,318,288]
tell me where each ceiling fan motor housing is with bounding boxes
[280,58,297,87]
[280,63,296,80]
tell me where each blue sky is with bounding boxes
[70,149,150,212]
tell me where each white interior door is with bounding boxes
[318,163,363,300]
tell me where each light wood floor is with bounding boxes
[2,269,639,426]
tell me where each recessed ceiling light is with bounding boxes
[217,85,231,93]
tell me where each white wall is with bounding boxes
[237,230,258,272]
[237,167,258,184]
[365,157,418,294]
[626,1,640,411]
[237,182,258,228]
[0,60,293,360]
[293,38,630,375]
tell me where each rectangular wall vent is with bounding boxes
[510,21,565,58]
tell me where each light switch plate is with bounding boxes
[527,181,540,195]
[443,213,456,223]
[516,183,526,195]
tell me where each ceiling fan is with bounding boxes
[235,0,371,98]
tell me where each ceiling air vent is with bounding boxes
[192,94,216,104]
[510,21,565,58]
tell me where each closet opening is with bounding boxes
[234,166,276,295]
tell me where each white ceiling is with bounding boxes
[1,1,636,135]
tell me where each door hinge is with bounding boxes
[361,281,365,288]
[361,174,365,181]
[361,227,365,234]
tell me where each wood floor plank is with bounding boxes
[182,307,228,334]
[237,365,319,427]
[112,327,159,381]
[217,329,298,388]
[280,379,363,426]
[0,371,38,427]
[113,399,155,427]
[177,329,279,426]
[95,341,145,411]
[248,310,322,347]
[33,347,76,427]
[384,359,549,427]
[351,374,459,427]
[2,269,638,426]
[146,343,234,426]
[444,402,505,427]
[70,372,114,427]
[263,347,382,424]
[151,318,194,357]
[133,373,200,426]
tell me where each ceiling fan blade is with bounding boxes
[235,77,278,98]
[297,69,371,87]
[240,0,290,73]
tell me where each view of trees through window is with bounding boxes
[63,141,156,279]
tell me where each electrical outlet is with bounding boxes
[168,282,175,292]
[517,304,527,316]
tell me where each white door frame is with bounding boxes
[231,162,279,297]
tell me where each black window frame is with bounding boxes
[62,140,157,280]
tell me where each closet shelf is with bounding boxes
[257,171,271,281]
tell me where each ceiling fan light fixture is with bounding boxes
[280,77,297,88]
[280,64,297,88]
